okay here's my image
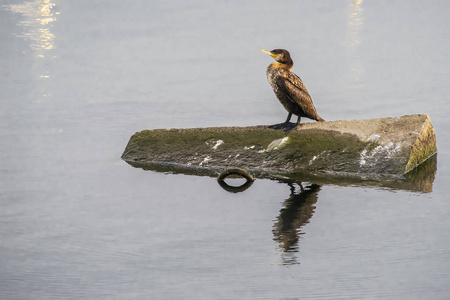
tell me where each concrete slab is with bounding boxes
[122,114,437,192]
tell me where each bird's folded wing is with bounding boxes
[277,72,318,119]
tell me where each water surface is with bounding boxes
[1,0,450,299]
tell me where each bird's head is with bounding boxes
[260,49,293,66]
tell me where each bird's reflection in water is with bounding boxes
[272,181,321,265]
[216,177,321,265]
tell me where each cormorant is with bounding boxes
[260,49,325,130]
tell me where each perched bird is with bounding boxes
[260,49,325,130]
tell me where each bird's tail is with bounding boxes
[316,116,326,122]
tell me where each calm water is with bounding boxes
[1,0,450,299]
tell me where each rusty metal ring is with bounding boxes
[217,168,254,181]
[217,168,254,193]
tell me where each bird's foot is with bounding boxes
[268,122,296,131]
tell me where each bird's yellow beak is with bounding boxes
[260,49,277,58]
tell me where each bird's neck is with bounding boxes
[271,62,293,71]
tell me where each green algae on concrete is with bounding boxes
[122,127,371,177]
[122,114,437,191]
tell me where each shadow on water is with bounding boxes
[213,155,436,265]
[272,181,321,265]
[127,152,437,193]
[127,154,437,265]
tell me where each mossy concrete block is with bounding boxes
[122,114,436,190]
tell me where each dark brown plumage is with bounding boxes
[260,49,325,130]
